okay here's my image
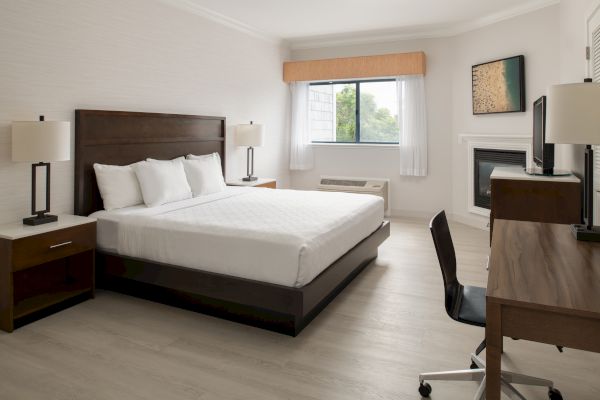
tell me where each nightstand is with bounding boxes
[227,178,277,189]
[0,215,96,332]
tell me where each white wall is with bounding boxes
[290,39,454,218]
[0,0,290,224]
[557,0,598,176]
[289,5,560,225]
[451,5,560,226]
[0,1,567,226]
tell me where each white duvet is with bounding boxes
[91,187,384,288]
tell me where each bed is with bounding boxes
[74,109,390,336]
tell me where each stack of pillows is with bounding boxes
[93,153,226,211]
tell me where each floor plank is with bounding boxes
[1,217,599,399]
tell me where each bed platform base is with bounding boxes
[97,220,389,336]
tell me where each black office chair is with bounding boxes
[418,210,562,400]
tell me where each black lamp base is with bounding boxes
[570,224,600,242]
[242,176,258,182]
[23,214,58,226]
[26,162,56,226]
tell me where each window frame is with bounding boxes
[309,78,399,145]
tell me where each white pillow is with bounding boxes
[146,156,185,163]
[187,152,222,165]
[183,155,226,197]
[132,161,192,207]
[93,162,143,211]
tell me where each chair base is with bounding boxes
[419,353,559,400]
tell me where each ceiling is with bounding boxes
[161,0,558,48]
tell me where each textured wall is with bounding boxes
[557,0,597,177]
[290,5,559,226]
[290,37,453,218]
[0,0,290,224]
[450,5,560,227]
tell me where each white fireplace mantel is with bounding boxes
[460,133,532,217]
[458,133,532,145]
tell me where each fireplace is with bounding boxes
[459,134,531,218]
[474,148,526,209]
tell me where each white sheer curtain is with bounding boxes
[289,81,314,170]
[397,75,428,176]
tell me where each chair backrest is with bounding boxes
[429,210,462,320]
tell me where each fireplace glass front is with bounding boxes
[474,148,526,209]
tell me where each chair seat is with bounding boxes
[458,285,486,327]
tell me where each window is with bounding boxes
[309,79,399,144]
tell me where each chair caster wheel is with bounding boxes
[548,388,563,400]
[470,361,478,369]
[418,382,432,397]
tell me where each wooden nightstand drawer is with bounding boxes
[11,223,95,271]
[256,181,276,189]
[0,215,96,332]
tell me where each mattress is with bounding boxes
[90,187,384,288]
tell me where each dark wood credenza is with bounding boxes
[490,167,581,242]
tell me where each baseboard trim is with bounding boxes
[448,213,490,231]
[390,209,436,219]
[390,209,489,231]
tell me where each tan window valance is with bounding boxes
[283,51,426,82]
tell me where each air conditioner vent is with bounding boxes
[317,176,390,216]
[320,179,367,187]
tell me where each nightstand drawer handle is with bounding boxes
[49,241,72,249]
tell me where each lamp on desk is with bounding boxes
[235,121,264,181]
[12,115,71,226]
[547,80,600,241]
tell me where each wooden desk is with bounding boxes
[490,167,581,243]
[486,220,600,399]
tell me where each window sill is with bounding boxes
[310,143,399,149]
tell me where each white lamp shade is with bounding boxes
[546,83,600,145]
[11,120,71,162]
[235,123,264,147]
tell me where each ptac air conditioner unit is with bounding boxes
[317,176,390,216]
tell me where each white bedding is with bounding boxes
[91,187,384,288]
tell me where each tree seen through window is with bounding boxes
[310,80,399,143]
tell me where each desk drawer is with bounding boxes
[12,223,96,271]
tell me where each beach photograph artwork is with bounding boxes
[472,55,524,114]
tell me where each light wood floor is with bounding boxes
[1,218,599,399]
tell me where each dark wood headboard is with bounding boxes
[74,110,226,216]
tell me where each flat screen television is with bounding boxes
[531,95,554,174]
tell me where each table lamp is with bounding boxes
[546,80,600,241]
[12,115,71,225]
[235,121,264,181]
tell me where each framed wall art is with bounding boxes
[472,55,525,115]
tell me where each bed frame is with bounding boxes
[74,109,390,336]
